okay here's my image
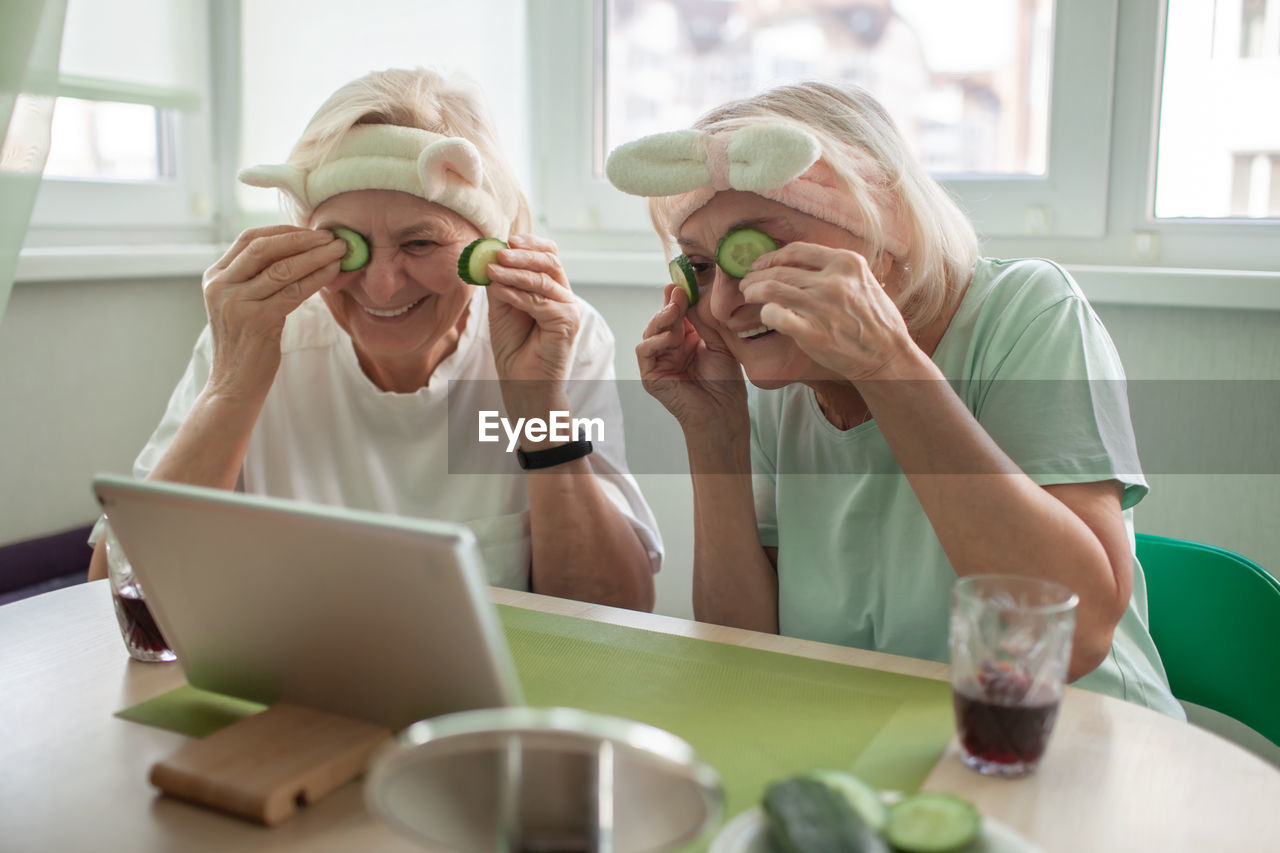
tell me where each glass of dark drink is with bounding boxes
[104,523,176,663]
[949,575,1078,777]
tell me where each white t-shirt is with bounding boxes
[751,258,1182,717]
[132,288,662,589]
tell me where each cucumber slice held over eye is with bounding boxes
[332,227,370,272]
[668,254,699,305]
[715,227,777,278]
[457,237,508,286]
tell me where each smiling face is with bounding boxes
[677,190,892,390]
[310,189,483,392]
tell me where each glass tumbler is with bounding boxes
[104,522,176,662]
[949,575,1078,777]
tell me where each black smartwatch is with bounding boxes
[516,440,593,470]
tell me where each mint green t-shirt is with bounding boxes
[750,258,1183,717]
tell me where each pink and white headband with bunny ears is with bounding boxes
[605,123,908,259]
[238,124,513,238]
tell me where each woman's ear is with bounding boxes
[878,253,912,298]
[879,253,896,281]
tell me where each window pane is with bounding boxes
[42,98,168,182]
[1155,0,1280,219]
[237,0,528,216]
[604,0,1053,176]
[59,0,206,92]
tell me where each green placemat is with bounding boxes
[119,605,954,831]
[117,683,266,737]
[497,606,954,822]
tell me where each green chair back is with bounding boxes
[1136,533,1280,747]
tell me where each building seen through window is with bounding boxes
[605,0,1053,176]
[43,98,170,182]
[1156,0,1279,218]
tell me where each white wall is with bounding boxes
[573,283,698,619]
[1094,302,1280,562]
[0,276,207,545]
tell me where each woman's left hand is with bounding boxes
[484,234,580,390]
[741,242,917,381]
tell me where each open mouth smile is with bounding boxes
[737,325,774,340]
[361,296,426,318]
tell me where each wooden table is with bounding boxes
[3,581,1278,852]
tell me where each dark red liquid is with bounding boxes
[954,689,1059,766]
[112,586,172,654]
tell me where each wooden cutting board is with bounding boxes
[149,702,391,825]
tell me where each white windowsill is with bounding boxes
[15,245,226,283]
[1065,265,1280,311]
[15,245,1280,312]
[560,251,1280,312]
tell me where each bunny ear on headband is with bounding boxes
[604,121,909,259]
[238,124,512,238]
[238,163,311,212]
[605,124,821,197]
[418,138,484,198]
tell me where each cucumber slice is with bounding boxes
[457,237,507,285]
[668,254,699,305]
[884,793,981,853]
[333,228,369,272]
[715,227,777,278]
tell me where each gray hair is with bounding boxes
[284,68,530,236]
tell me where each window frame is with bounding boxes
[531,1,1117,240]
[21,0,226,250]
[528,0,1280,275]
[984,0,1280,272]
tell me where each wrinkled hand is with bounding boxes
[740,242,915,381]
[202,225,346,399]
[485,235,581,405]
[635,284,747,430]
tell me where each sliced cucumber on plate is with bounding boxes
[759,771,983,853]
[885,793,981,853]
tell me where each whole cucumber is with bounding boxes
[763,776,890,853]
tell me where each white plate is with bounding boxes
[709,800,1043,853]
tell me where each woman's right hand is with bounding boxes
[635,284,748,430]
[202,226,347,399]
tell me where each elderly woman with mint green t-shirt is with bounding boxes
[607,81,1183,718]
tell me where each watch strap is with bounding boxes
[516,440,593,470]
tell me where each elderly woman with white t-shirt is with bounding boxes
[87,68,661,610]
[607,81,1183,715]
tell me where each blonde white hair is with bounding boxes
[282,68,530,236]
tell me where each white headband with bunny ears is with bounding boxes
[238,124,513,238]
[605,123,908,259]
